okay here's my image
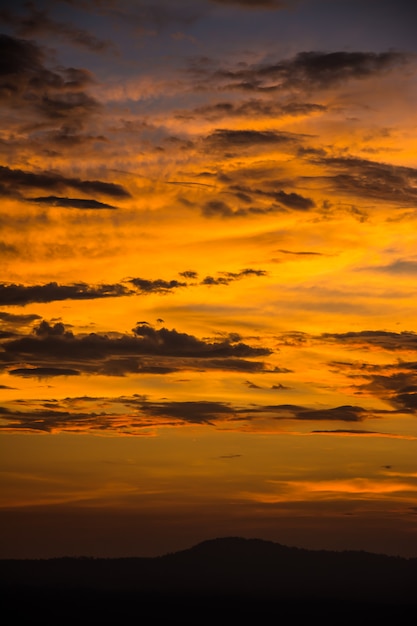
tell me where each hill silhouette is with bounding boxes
[2,537,416,620]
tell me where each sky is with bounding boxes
[0,0,417,559]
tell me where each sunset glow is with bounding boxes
[1,0,417,559]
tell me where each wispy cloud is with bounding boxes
[189,50,410,92]
[0,5,111,51]
[0,394,393,434]
[0,165,130,200]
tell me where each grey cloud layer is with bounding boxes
[316,156,417,208]
[205,128,298,149]
[0,282,132,305]
[321,330,417,351]
[0,165,130,201]
[329,358,417,414]
[189,50,409,92]
[0,320,272,377]
[0,32,105,153]
[0,396,385,434]
[321,330,417,413]
[0,4,110,51]
[180,100,326,121]
[0,34,98,119]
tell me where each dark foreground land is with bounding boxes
[1,537,416,621]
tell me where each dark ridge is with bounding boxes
[1,537,416,620]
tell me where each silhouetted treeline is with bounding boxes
[2,537,416,620]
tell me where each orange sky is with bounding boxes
[1,0,417,558]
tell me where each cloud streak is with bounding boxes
[191,50,410,92]
[320,330,417,351]
[0,5,110,51]
[0,268,267,305]
[316,156,417,207]
[0,165,130,200]
[0,395,390,434]
[0,282,132,305]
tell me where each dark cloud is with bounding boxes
[321,330,417,351]
[29,196,117,209]
[201,268,267,285]
[0,5,110,51]
[284,50,408,87]
[0,311,40,325]
[128,278,187,293]
[85,355,270,376]
[311,429,384,436]
[275,331,310,347]
[239,403,371,422]
[202,199,235,217]
[0,396,238,433]
[9,366,80,378]
[362,259,417,274]
[0,33,103,146]
[316,156,417,207]
[200,358,269,372]
[289,405,368,422]
[181,99,326,121]
[131,324,270,358]
[245,380,262,389]
[272,190,315,210]
[0,269,267,305]
[238,402,379,423]
[0,33,51,91]
[39,128,108,148]
[205,128,297,149]
[0,129,108,161]
[100,358,178,376]
[214,50,409,92]
[201,275,232,285]
[0,165,131,200]
[0,320,272,376]
[230,184,315,211]
[35,91,100,120]
[202,184,314,217]
[0,404,115,433]
[0,241,19,257]
[0,311,42,339]
[0,282,132,306]
[179,270,199,279]
[0,34,98,115]
[354,370,417,414]
[137,400,235,424]
[395,392,417,410]
[0,395,381,434]
[327,358,417,415]
[0,311,41,325]
[280,102,326,116]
